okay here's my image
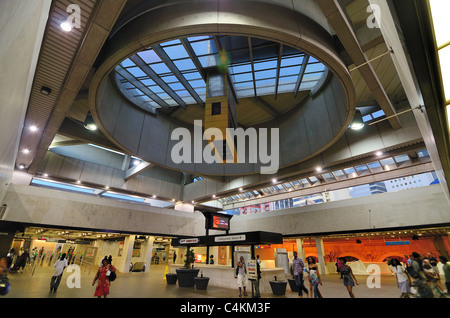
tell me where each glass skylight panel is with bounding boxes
[256,86,275,96]
[187,36,212,42]
[355,164,369,173]
[168,82,185,91]
[31,178,96,195]
[299,81,317,90]
[137,50,161,64]
[344,167,356,174]
[322,172,334,180]
[417,149,429,157]
[281,55,303,67]
[160,75,179,83]
[362,114,373,122]
[160,39,181,46]
[309,176,318,183]
[367,161,381,169]
[102,192,146,203]
[371,110,385,119]
[236,90,255,98]
[141,79,156,86]
[148,85,164,93]
[173,58,196,71]
[190,39,218,55]
[234,82,254,90]
[300,178,309,185]
[198,55,218,68]
[229,64,252,74]
[278,75,298,85]
[149,63,171,75]
[278,83,296,93]
[333,170,345,177]
[233,72,253,83]
[303,73,323,82]
[121,58,135,68]
[163,44,189,59]
[183,71,203,80]
[255,69,277,80]
[280,65,301,76]
[256,78,276,87]
[189,79,206,88]
[127,67,147,78]
[253,59,277,71]
[305,63,326,73]
[394,154,410,163]
[380,158,395,166]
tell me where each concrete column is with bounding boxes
[314,236,328,275]
[120,235,135,273]
[296,239,305,260]
[144,236,155,272]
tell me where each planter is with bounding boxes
[194,277,210,290]
[270,281,287,296]
[176,268,200,288]
[288,279,298,292]
[166,273,178,285]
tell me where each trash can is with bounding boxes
[166,273,178,285]
[194,277,210,290]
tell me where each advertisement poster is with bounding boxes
[247,259,257,280]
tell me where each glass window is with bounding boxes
[371,110,385,119]
[173,58,196,71]
[150,63,171,75]
[163,45,189,59]
[137,50,161,64]
[127,67,147,78]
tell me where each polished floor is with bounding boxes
[2,263,421,299]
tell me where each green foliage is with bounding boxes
[184,248,195,269]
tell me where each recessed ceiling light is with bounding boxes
[133,160,140,166]
[212,194,216,198]
[239,187,243,192]
[40,86,51,95]
[60,21,72,32]
[76,180,81,184]
[29,125,38,132]
[152,195,156,199]
[191,201,195,204]
[18,164,25,169]
[272,178,277,183]
[43,173,49,177]
[22,149,30,154]
[105,186,110,189]
[316,167,322,172]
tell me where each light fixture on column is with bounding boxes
[84,113,97,131]
[350,109,365,130]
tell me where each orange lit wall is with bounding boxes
[256,236,449,263]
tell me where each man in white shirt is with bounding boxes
[50,253,68,293]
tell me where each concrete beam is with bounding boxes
[125,161,152,181]
[316,0,402,129]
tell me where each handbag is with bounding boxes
[109,270,117,281]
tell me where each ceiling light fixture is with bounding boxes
[22,149,30,154]
[18,164,25,169]
[350,109,365,130]
[60,21,72,32]
[376,151,383,157]
[29,125,38,132]
[316,167,322,172]
[272,178,277,184]
[40,86,52,95]
[83,113,97,131]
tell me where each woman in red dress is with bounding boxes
[92,259,116,298]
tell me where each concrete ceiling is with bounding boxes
[15,0,444,187]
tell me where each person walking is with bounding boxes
[391,258,411,297]
[173,251,177,264]
[410,252,433,298]
[307,257,322,298]
[292,251,308,298]
[236,256,248,297]
[50,253,68,293]
[438,256,450,294]
[92,258,116,298]
[340,258,358,298]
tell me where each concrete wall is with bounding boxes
[2,183,449,239]
[2,184,205,237]
[36,151,183,200]
[0,0,51,203]
[183,111,424,201]
[229,184,450,236]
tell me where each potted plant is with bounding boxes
[269,276,287,296]
[194,270,210,290]
[166,272,178,285]
[176,248,199,287]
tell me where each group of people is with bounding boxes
[387,252,450,298]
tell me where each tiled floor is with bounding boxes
[3,263,413,299]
